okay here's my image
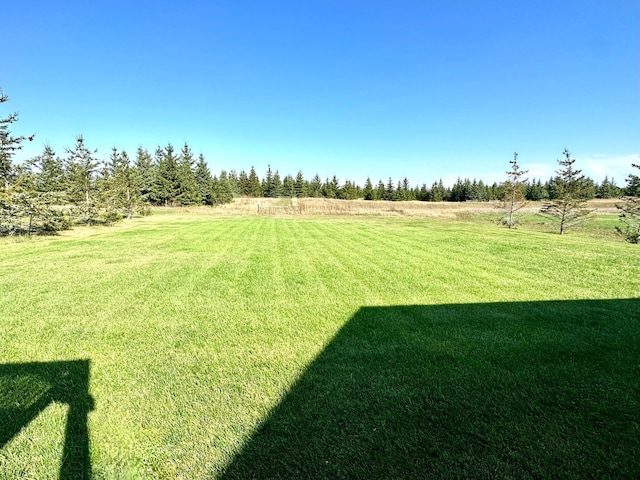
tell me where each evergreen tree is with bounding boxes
[596,176,621,199]
[155,143,180,206]
[176,142,201,205]
[383,177,395,201]
[282,174,295,197]
[363,177,374,200]
[135,147,155,208]
[65,136,100,226]
[294,171,307,198]
[417,183,429,201]
[194,154,213,204]
[500,152,528,228]
[308,174,322,197]
[238,170,250,196]
[431,180,445,202]
[375,180,386,200]
[0,89,34,190]
[341,180,359,200]
[27,145,66,195]
[616,164,640,243]
[248,166,262,197]
[264,165,274,198]
[272,170,283,197]
[112,150,140,219]
[540,149,592,234]
[211,170,234,205]
[525,179,547,201]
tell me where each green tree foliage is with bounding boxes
[154,144,180,206]
[176,142,201,205]
[65,136,100,226]
[363,177,374,200]
[500,152,528,228]
[194,154,213,205]
[596,176,622,199]
[616,163,640,243]
[1,89,34,190]
[525,179,547,201]
[135,147,155,207]
[26,145,66,194]
[211,170,235,205]
[282,174,295,197]
[540,149,592,235]
[249,166,262,197]
[294,171,307,198]
[103,149,141,219]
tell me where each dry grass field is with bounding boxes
[179,197,620,218]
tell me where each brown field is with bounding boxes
[181,197,620,218]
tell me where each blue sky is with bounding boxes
[3,0,639,186]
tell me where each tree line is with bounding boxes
[1,89,639,241]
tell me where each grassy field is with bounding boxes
[1,209,639,479]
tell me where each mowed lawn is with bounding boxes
[1,212,639,479]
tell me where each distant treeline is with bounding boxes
[0,137,631,235]
[20,139,627,204]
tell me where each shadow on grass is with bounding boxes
[0,359,93,480]
[221,299,640,479]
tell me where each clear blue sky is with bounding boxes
[3,0,639,186]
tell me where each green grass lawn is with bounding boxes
[1,213,639,479]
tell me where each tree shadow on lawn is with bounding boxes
[221,299,640,479]
[0,359,93,480]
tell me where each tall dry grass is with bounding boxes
[184,197,618,218]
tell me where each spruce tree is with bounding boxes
[294,171,306,198]
[155,144,180,206]
[616,164,640,243]
[194,154,213,205]
[540,149,592,234]
[282,174,295,197]
[308,174,322,197]
[27,145,66,195]
[176,142,201,205]
[500,152,528,228]
[65,135,100,226]
[248,166,262,197]
[134,147,154,206]
[1,89,34,190]
[363,177,374,200]
[272,170,283,197]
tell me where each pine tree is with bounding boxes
[264,165,274,198]
[363,177,374,200]
[65,136,100,226]
[27,145,66,195]
[155,144,180,206]
[616,164,640,243]
[248,166,262,197]
[383,177,395,201]
[176,142,201,205]
[211,170,234,205]
[540,149,592,234]
[294,171,307,198]
[238,170,250,196]
[112,150,140,219]
[135,147,155,210]
[194,154,213,205]
[375,180,386,200]
[282,174,295,197]
[431,180,445,202]
[1,89,34,190]
[308,174,322,198]
[596,176,621,199]
[500,152,528,228]
[272,170,283,197]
